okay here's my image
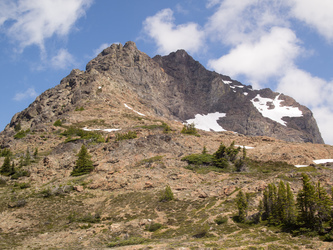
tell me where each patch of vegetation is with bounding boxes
[145,222,163,232]
[0,156,15,176]
[182,142,245,171]
[14,122,21,132]
[71,145,94,176]
[138,121,172,134]
[75,106,84,111]
[181,123,200,137]
[0,148,12,157]
[136,155,164,167]
[68,212,101,223]
[115,131,137,141]
[159,185,174,202]
[14,129,30,139]
[107,237,149,248]
[14,182,30,189]
[215,215,228,225]
[53,119,63,126]
[61,126,104,143]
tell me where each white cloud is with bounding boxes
[311,107,333,145]
[206,0,222,8]
[277,68,333,144]
[1,0,93,52]
[287,0,333,42]
[208,27,301,88]
[13,87,38,101]
[142,8,205,55]
[50,49,76,69]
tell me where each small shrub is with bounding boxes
[14,122,21,132]
[115,131,137,141]
[10,169,30,180]
[0,177,6,186]
[181,153,214,166]
[53,119,62,126]
[159,185,174,202]
[181,123,200,137]
[107,237,149,248]
[14,129,30,139]
[75,106,84,111]
[193,224,210,238]
[215,215,228,225]
[14,182,30,189]
[145,222,163,232]
[0,148,12,157]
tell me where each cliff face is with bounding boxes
[4,41,324,144]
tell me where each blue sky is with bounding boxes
[1,0,333,144]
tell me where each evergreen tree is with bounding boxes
[236,190,248,222]
[0,156,15,176]
[297,173,317,228]
[315,181,332,230]
[24,148,31,166]
[285,182,296,224]
[33,148,38,158]
[277,180,287,223]
[71,145,94,176]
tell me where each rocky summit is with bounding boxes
[0,41,333,249]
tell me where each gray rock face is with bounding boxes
[4,41,324,144]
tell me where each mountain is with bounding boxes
[1,42,333,249]
[2,41,323,145]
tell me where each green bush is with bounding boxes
[215,215,228,225]
[14,129,30,139]
[181,153,214,166]
[75,106,84,111]
[53,119,62,126]
[0,148,12,157]
[14,182,30,189]
[107,237,149,248]
[14,122,21,132]
[61,126,104,143]
[145,222,163,232]
[181,123,200,137]
[115,131,137,141]
[159,185,174,202]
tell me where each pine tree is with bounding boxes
[71,145,94,176]
[297,173,317,228]
[285,182,296,224]
[0,156,15,176]
[24,148,31,166]
[277,180,287,224]
[315,181,332,230]
[236,190,248,222]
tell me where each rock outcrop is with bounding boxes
[4,41,324,143]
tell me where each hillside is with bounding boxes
[0,42,333,249]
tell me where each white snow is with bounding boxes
[83,127,121,132]
[124,103,146,116]
[186,112,227,132]
[244,92,248,96]
[295,165,309,168]
[250,94,303,126]
[313,159,333,164]
[98,86,102,89]
[235,145,255,149]
[222,80,232,84]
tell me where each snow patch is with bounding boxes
[295,165,309,168]
[235,145,254,149]
[313,159,333,164]
[186,112,227,132]
[124,103,146,116]
[243,92,248,96]
[222,80,232,84]
[83,127,121,132]
[250,94,303,126]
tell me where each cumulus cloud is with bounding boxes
[277,68,333,144]
[50,49,76,69]
[142,8,205,55]
[13,87,38,101]
[208,27,301,88]
[1,0,93,52]
[287,0,333,42]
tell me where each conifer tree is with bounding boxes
[71,145,94,176]
[297,173,317,227]
[236,190,248,222]
[0,156,15,176]
[285,182,296,224]
[315,181,332,230]
[277,180,287,223]
[24,148,31,166]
